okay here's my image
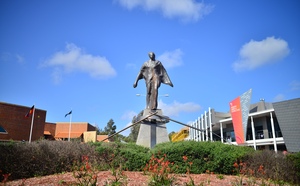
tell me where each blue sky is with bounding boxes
[1,0,299,135]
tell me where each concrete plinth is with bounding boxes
[136,109,169,148]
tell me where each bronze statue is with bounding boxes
[133,52,173,110]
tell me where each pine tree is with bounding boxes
[104,119,116,136]
[128,123,140,142]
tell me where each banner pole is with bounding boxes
[68,111,72,142]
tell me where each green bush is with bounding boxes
[1,139,299,185]
[93,142,150,171]
[287,152,300,181]
[151,141,254,174]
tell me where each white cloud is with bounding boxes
[120,110,137,136]
[43,43,116,82]
[116,0,213,22]
[158,49,183,68]
[158,99,201,117]
[186,120,194,125]
[290,80,300,91]
[273,94,285,102]
[120,121,132,136]
[51,68,63,85]
[121,110,137,120]
[233,37,290,72]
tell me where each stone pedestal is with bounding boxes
[136,109,169,148]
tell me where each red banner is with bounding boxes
[230,97,244,144]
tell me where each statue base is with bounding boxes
[136,109,170,148]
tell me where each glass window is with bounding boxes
[226,131,236,142]
[0,125,7,133]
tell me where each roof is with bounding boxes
[249,101,273,113]
[56,122,89,125]
[273,98,300,152]
[44,131,51,135]
[55,132,83,138]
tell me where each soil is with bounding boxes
[3,171,269,186]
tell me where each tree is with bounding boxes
[127,123,140,143]
[95,124,105,135]
[104,119,116,136]
[97,128,107,135]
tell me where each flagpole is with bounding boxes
[29,105,35,143]
[68,110,72,142]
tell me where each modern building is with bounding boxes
[0,102,46,142]
[188,98,300,153]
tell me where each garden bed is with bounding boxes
[4,171,275,186]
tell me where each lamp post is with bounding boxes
[159,94,169,97]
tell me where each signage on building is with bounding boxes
[229,89,252,144]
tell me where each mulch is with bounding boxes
[3,171,271,186]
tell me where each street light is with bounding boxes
[159,94,169,97]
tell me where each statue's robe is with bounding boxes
[135,60,173,110]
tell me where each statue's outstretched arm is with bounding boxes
[133,72,142,88]
[133,80,138,88]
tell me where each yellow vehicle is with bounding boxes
[171,127,189,142]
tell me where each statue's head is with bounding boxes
[148,52,155,60]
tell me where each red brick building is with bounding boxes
[0,102,46,141]
[44,122,56,140]
[0,102,106,143]
[55,122,96,141]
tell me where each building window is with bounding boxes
[226,131,236,142]
[266,116,283,138]
[255,126,264,139]
[0,125,8,134]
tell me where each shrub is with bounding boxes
[243,150,300,184]
[2,139,299,185]
[151,141,254,174]
[144,153,177,186]
[72,155,98,186]
[93,142,150,171]
[287,152,300,182]
[0,140,97,181]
